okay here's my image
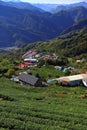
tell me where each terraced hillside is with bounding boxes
[0,78,87,130]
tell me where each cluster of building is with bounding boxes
[12,50,87,88]
[12,50,59,87]
[11,72,87,87]
[17,50,39,69]
[17,50,58,69]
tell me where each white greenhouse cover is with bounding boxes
[82,80,87,87]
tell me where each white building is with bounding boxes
[58,74,87,86]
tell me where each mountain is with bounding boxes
[33,4,58,12]
[0,2,87,48]
[53,2,87,13]
[0,3,72,47]
[61,18,87,35]
[2,1,87,13]
[0,0,44,12]
[22,18,87,57]
[67,6,87,21]
[33,2,87,13]
[68,2,87,8]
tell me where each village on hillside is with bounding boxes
[9,49,87,88]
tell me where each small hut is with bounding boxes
[18,73,42,87]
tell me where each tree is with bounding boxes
[38,59,45,67]
[64,70,71,76]
[6,69,15,78]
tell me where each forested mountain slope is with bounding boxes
[61,18,87,35]
[22,19,87,57]
[0,3,87,47]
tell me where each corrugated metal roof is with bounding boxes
[19,73,39,86]
[58,74,87,82]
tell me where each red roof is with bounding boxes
[24,62,32,65]
[17,64,25,69]
[17,62,32,69]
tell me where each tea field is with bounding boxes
[0,78,87,130]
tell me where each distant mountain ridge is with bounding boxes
[33,4,58,12]
[33,2,87,13]
[0,1,87,47]
[1,0,87,13]
[53,2,87,13]
[0,0,44,12]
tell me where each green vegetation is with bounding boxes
[0,4,87,130]
[0,2,73,47]
[28,65,64,80]
[22,18,87,58]
[23,25,87,57]
[0,4,87,47]
[0,78,87,130]
[0,54,22,77]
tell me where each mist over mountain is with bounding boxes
[53,2,87,13]
[33,2,87,13]
[33,4,58,12]
[2,0,87,13]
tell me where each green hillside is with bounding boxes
[0,4,72,47]
[23,20,87,57]
[0,3,87,47]
[62,18,87,35]
[0,78,87,130]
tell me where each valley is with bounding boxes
[0,0,87,129]
[0,1,87,47]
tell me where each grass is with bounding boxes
[27,65,64,80]
[0,77,87,129]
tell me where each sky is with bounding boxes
[20,0,87,4]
